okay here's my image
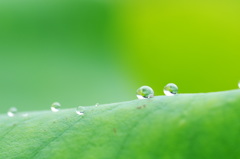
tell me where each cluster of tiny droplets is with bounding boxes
[50,102,100,116]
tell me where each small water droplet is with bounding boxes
[164,83,178,96]
[95,103,99,106]
[22,113,29,117]
[76,106,85,115]
[136,86,154,99]
[7,107,18,117]
[51,102,61,112]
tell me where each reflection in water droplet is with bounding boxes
[76,106,85,115]
[51,102,61,112]
[136,86,154,99]
[7,107,18,117]
[164,83,178,96]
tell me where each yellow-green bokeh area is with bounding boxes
[0,0,239,112]
[115,0,240,95]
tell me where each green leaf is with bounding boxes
[1,90,240,159]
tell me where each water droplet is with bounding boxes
[164,83,178,96]
[76,106,85,115]
[7,107,18,117]
[51,102,61,112]
[136,86,154,99]
[95,103,99,107]
[238,81,240,88]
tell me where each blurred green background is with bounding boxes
[0,0,239,112]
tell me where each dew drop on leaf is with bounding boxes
[7,107,18,117]
[51,102,61,112]
[136,86,154,99]
[164,83,178,96]
[76,106,84,115]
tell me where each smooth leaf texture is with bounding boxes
[0,90,240,159]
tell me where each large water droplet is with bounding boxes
[164,83,178,96]
[136,86,154,99]
[76,106,85,115]
[51,102,61,112]
[7,107,18,117]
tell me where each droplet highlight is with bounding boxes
[238,81,240,88]
[76,106,85,115]
[136,86,154,99]
[51,102,61,112]
[164,83,178,96]
[7,107,18,117]
[95,103,99,107]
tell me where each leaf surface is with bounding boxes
[1,90,240,159]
